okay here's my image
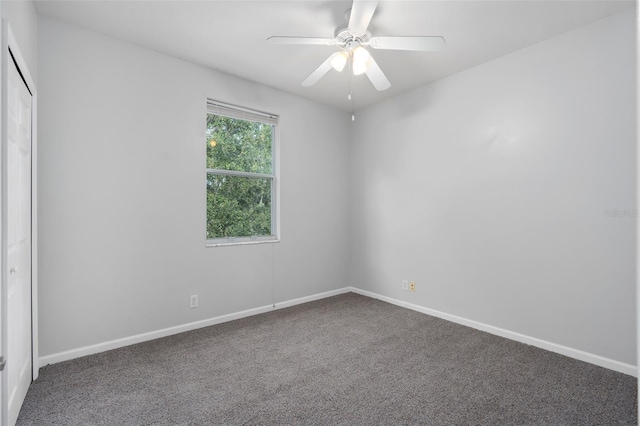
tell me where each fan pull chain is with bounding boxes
[349,53,355,121]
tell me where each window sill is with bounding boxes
[206,238,280,248]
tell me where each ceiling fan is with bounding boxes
[267,0,445,91]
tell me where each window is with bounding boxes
[206,100,278,245]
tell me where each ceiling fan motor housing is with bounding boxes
[335,28,372,46]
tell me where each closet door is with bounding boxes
[5,49,32,426]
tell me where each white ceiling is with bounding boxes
[34,0,634,112]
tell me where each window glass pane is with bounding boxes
[206,114,273,174]
[206,174,272,239]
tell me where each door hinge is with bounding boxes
[0,357,6,371]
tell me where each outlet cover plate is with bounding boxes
[189,295,199,309]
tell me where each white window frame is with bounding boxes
[206,99,279,247]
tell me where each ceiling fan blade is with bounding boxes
[364,55,390,91]
[302,53,340,87]
[267,36,336,45]
[369,36,446,51]
[348,1,377,37]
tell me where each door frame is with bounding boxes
[0,19,38,425]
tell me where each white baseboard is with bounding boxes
[39,287,351,367]
[348,287,637,377]
[40,286,637,378]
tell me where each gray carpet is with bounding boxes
[18,293,637,425]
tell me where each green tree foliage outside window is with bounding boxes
[206,114,274,240]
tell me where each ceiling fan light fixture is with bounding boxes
[331,52,348,72]
[270,0,444,92]
[352,46,370,75]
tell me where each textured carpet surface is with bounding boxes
[18,293,637,425]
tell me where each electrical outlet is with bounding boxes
[189,295,199,309]
[409,281,416,292]
[402,280,409,291]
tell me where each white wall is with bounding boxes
[2,0,37,83]
[37,16,351,357]
[350,9,636,366]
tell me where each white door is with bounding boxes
[6,53,32,425]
